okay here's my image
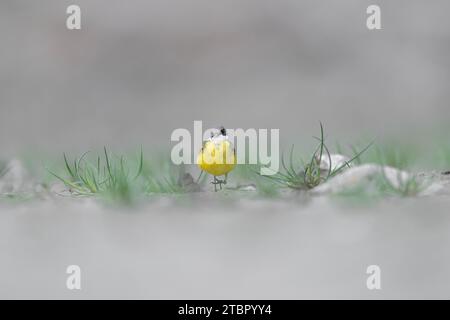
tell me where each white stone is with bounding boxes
[0,159,33,194]
[317,153,352,173]
[311,163,411,195]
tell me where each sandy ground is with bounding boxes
[1,193,449,299]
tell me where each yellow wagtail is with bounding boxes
[197,127,236,191]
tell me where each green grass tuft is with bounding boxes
[140,154,186,194]
[375,173,425,197]
[259,123,372,190]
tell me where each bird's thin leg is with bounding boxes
[214,176,217,192]
[196,170,204,184]
[218,175,227,190]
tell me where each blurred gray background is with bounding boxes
[1,0,449,156]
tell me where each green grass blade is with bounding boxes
[63,153,75,179]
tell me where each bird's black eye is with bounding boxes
[220,127,226,136]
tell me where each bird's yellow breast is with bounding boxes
[197,140,236,176]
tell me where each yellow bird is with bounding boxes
[197,127,236,191]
